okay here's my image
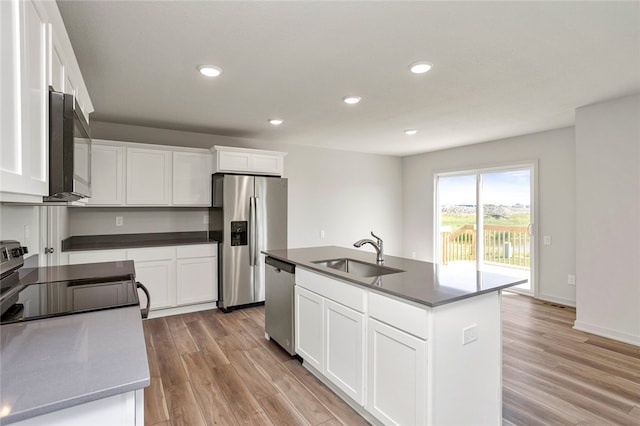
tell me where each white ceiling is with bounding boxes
[57,1,640,157]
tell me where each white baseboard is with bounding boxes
[535,293,576,308]
[573,320,640,346]
[146,302,217,319]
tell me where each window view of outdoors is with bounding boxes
[439,170,531,272]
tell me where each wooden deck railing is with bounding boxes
[441,224,530,267]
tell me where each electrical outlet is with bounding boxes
[411,251,417,259]
[543,236,551,245]
[462,324,478,345]
[203,214,209,224]
[568,274,576,285]
[116,216,124,227]
[320,230,325,239]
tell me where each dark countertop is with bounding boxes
[62,231,216,251]
[263,246,527,307]
[1,261,149,424]
[12,260,136,286]
[0,306,150,424]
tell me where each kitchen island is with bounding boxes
[264,246,526,426]
[0,261,149,425]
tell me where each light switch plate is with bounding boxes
[543,236,551,245]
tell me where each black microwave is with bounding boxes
[45,89,91,202]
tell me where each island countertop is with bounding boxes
[263,246,527,307]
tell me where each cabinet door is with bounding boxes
[294,286,324,371]
[172,152,211,206]
[133,259,176,310]
[217,150,251,173]
[250,154,282,175]
[176,257,217,305]
[367,318,427,426]
[126,148,171,205]
[88,144,125,205]
[0,0,49,198]
[324,298,365,405]
[50,41,65,92]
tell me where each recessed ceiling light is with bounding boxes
[343,96,362,105]
[409,61,433,74]
[404,129,418,136]
[198,65,222,77]
[268,118,283,126]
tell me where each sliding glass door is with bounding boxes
[437,165,534,293]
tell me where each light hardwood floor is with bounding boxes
[143,293,640,426]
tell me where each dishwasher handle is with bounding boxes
[265,256,295,274]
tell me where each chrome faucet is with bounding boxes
[354,231,384,264]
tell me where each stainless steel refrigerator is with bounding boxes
[210,174,287,312]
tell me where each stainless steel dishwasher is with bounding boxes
[265,256,296,355]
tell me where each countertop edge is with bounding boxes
[3,378,150,425]
[263,247,528,308]
[61,232,218,252]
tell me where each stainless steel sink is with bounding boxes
[312,258,404,277]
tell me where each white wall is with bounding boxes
[0,205,40,259]
[574,94,640,345]
[402,127,576,306]
[68,207,209,235]
[284,144,403,255]
[88,121,404,256]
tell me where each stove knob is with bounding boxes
[10,248,22,257]
[21,246,28,254]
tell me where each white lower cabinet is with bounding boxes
[295,269,366,405]
[64,244,217,313]
[294,285,324,371]
[324,299,365,405]
[367,318,427,426]
[132,259,175,310]
[176,257,217,305]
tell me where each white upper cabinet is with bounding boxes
[88,143,125,205]
[89,140,212,207]
[172,151,211,206]
[1,0,93,202]
[126,148,172,205]
[50,41,65,92]
[0,0,49,201]
[213,145,286,176]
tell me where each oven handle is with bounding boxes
[136,282,150,319]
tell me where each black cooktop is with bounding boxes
[0,276,139,325]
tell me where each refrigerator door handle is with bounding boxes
[250,196,257,266]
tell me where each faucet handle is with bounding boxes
[370,231,382,243]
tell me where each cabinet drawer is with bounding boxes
[126,247,175,262]
[297,268,365,313]
[369,291,429,339]
[176,244,217,259]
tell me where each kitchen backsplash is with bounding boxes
[68,207,209,236]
